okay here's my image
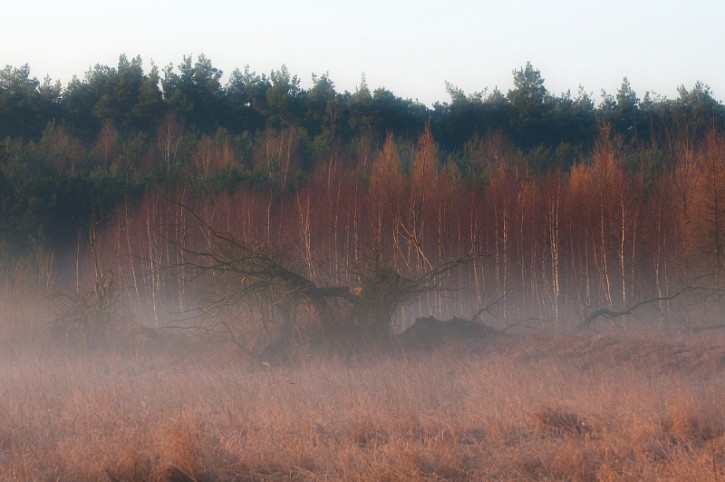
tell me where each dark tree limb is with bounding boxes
[578,276,724,329]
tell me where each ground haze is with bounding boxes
[0,330,723,481]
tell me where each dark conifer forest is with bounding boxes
[2,53,725,341]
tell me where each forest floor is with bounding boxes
[0,327,724,481]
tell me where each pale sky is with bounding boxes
[3,0,724,106]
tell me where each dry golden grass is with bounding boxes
[0,329,723,481]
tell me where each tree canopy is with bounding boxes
[1,54,721,156]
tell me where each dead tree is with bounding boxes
[169,198,476,360]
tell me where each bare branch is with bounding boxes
[579,276,725,329]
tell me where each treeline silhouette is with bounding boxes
[3,55,723,150]
[2,54,725,332]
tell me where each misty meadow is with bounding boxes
[0,56,724,480]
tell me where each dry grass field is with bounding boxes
[0,328,724,481]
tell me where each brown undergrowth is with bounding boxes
[0,329,723,481]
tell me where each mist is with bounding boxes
[2,58,725,480]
